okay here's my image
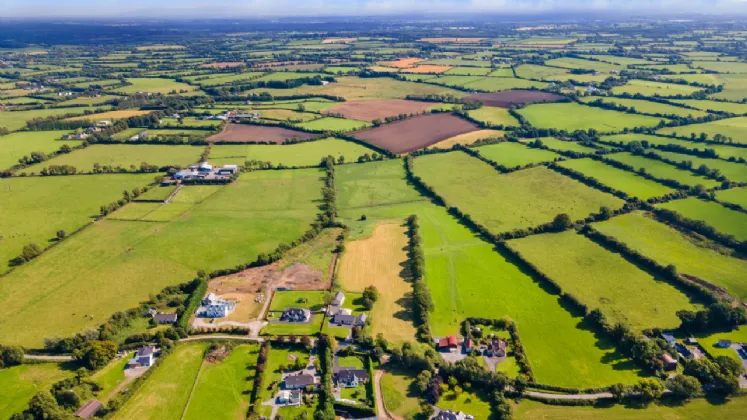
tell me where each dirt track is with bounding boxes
[208,123,316,143]
[353,113,479,153]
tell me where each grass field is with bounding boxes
[462,77,546,92]
[658,197,747,241]
[611,79,704,97]
[467,106,520,126]
[600,133,747,161]
[411,152,625,234]
[135,185,177,201]
[474,142,562,168]
[257,346,312,418]
[514,397,747,420]
[594,211,747,300]
[0,363,74,420]
[647,150,747,182]
[210,138,374,167]
[716,187,747,208]
[520,137,598,153]
[114,78,201,95]
[269,290,326,311]
[183,345,259,420]
[506,230,701,331]
[338,222,416,343]
[381,368,421,420]
[436,390,493,419]
[517,102,665,132]
[604,152,721,188]
[19,144,203,174]
[336,159,426,213]
[656,116,747,145]
[91,353,132,402]
[557,158,677,199]
[296,116,370,131]
[0,169,323,347]
[670,99,747,114]
[577,96,709,118]
[544,57,622,73]
[64,109,152,121]
[113,344,207,420]
[428,129,504,149]
[0,107,91,132]
[0,131,83,171]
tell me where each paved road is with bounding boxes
[24,354,74,361]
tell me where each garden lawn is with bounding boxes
[474,142,562,168]
[517,102,665,132]
[0,363,74,420]
[467,106,520,126]
[604,152,720,188]
[656,116,747,145]
[381,368,421,419]
[696,328,747,361]
[558,158,676,200]
[716,187,747,208]
[0,169,323,347]
[183,345,259,420]
[411,152,625,234]
[113,344,206,420]
[296,117,370,132]
[436,390,494,419]
[19,144,203,174]
[269,291,326,311]
[611,80,704,97]
[0,131,83,171]
[210,138,375,167]
[594,211,747,300]
[506,230,702,331]
[658,197,747,241]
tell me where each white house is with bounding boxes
[331,291,345,306]
[201,294,236,318]
[276,390,302,406]
[128,346,156,368]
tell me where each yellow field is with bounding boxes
[377,58,425,68]
[65,110,153,121]
[428,129,504,149]
[401,65,453,74]
[338,222,416,343]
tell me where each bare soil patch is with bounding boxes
[401,65,453,74]
[323,99,434,122]
[201,62,246,69]
[465,90,566,108]
[208,123,316,143]
[353,113,479,153]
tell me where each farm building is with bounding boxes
[283,374,317,390]
[717,340,733,348]
[74,400,103,419]
[335,369,369,388]
[661,353,678,371]
[437,336,459,351]
[281,308,311,322]
[462,338,474,354]
[331,291,345,306]
[660,332,677,345]
[128,346,156,368]
[172,161,239,183]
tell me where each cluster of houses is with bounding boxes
[170,161,239,184]
[199,293,237,318]
[326,292,367,327]
[436,335,507,357]
[434,410,475,420]
[198,109,260,121]
[61,120,112,140]
[660,332,705,371]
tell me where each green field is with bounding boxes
[19,144,203,174]
[716,187,747,208]
[474,142,562,168]
[269,290,326,311]
[520,137,598,153]
[658,197,747,241]
[670,99,747,114]
[600,133,747,161]
[412,152,624,234]
[611,79,704,97]
[647,150,747,182]
[336,158,426,213]
[578,96,709,118]
[210,138,375,167]
[0,131,83,171]
[135,185,177,201]
[113,344,207,420]
[467,106,520,126]
[507,230,701,331]
[462,77,546,92]
[114,77,201,95]
[604,152,720,188]
[514,64,572,80]
[0,169,323,347]
[517,102,666,132]
[594,211,747,300]
[183,345,259,420]
[296,116,370,131]
[544,57,622,73]
[557,158,677,200]
[657,116,747,145]
[381,368,421,419]
[91,353,133,402]
[0,363,74,420]
[0,108,91,132]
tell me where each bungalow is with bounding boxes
[487,338,507,357]
[153,313,178,324]
[331,291,345,306]
[128,346,156,368]
[433,410,474,420]
[331,313,366,327]
[276,390,302,406]
[74,400,103,419]
[281,308,311,323]
[661,332,677,345]
[284,374,317,390]
[717,340,732,348]
[336,369,369,388]
[437,336,459,351]
[661,353,678,371]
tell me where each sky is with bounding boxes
[3,0,747,18]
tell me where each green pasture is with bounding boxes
[709,73,747,101]
[507,230,702,331]
[474,142,562,168]
[670,99,747,114]
[462,77,546,92]
[381,368,421,419]
[594,211,747,300]
[517,102,665,132]
[467,106,520,126]
[578,96,709,118]
[135,185,177,202]
[716,187,747,208]
[336,159,426,213]
[544,57,622,73]
[0,107,91,132]
[0,363,74,420]
[519,137,598,153]
[557,158,677,200]
[658,197,747,241]
[0,131,83,171]
[657,116,747,145]
[114,77,201,95]
[611,80,704,97]
[411,152,624,235]
[649,150,747,182]
[600,133,747,161]
[210,138,375,167]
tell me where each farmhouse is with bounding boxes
[331,313,367,327]
[128,346,156,368]
[433,409,475,420]
[200,293,236,318]
[485,338,507,357]
[172,161,239,183]
[332,291,345,306]
[326,305,352,317]
[283,374,317,390]
[129,131,149,141]
[336,369,369,388]
[281,308,311,322]
[74,400,103,419]
[462,338,474,354]
[437,336,459,351]
[276,390,302,406]
[153,312,178,324]
[661,353,678,371]
[684,337,698,345]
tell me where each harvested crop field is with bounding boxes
[464,90,566,108]
[322,99,434,122]
[428,129,504,149]
[353,113,479,153]
[208,123,316,143]
[401,65,453,74]
[377,58,425,68]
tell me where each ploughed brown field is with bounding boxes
[208,123,316,143]
[465,90,566,108]
[353,113,479,153]
[323,99,435,122]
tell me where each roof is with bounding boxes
[338,369,369,382]
[332,291,345,305]
[137,346,155,357]
[284,374,315,387]
[661,353,677,364]
[74,400,103,419]
[438,336,459,348]
[661,332,676,343]
[154,313,177,323]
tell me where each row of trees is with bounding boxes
[406,215,435,343]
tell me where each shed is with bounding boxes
[74,400,103,419]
